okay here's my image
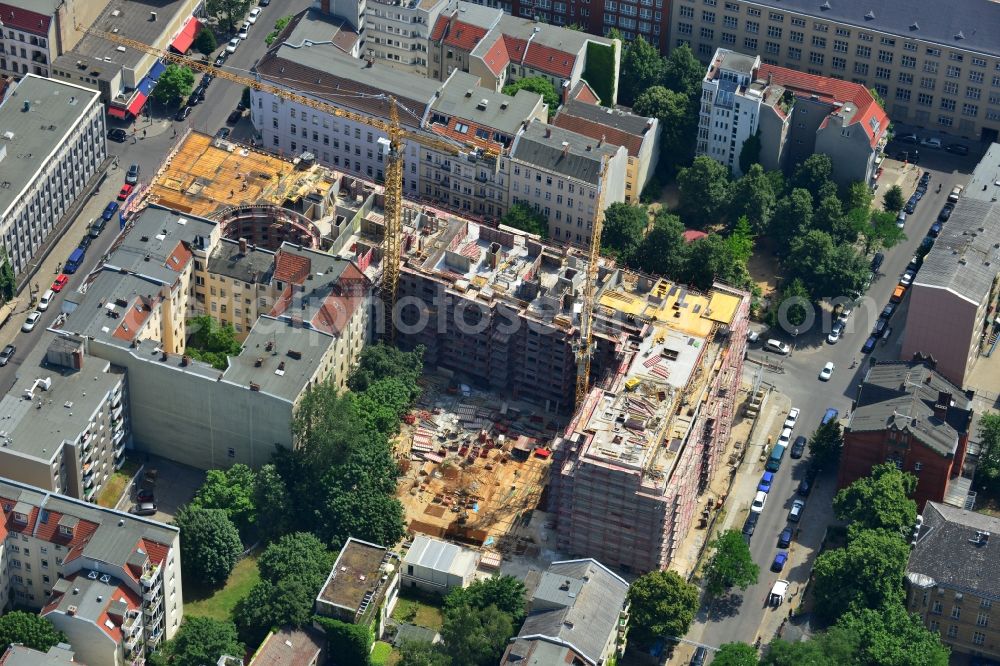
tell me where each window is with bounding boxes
[876,66,891,79]
[932,601,943,614]
[880,37,896,46]
[701,10,715,22]
[994,75,1000,88]
[929,620,939,632]
[724,1,738,10]
[791,17,805,27]
[947,625,958,638]
[700,27,714,39]
[812,35,826,48]
[789,30,803,43]
[977,612,989,626]
[963,103,978,117]
[744,37,757,50]
[895,89,911,102]
[921,77,936,90]
[810,52,824,65]
[949,52,964,62]
[947,65,961,78]
[924,61,938,74]
[875,49,893,64]
[982,599,993,609]
[814,22,828,32]
[967,87,981,99]
[940,98,956,111]
[918,93,933,107]
[854,62,869,76]
[951,606,962,620]
[723,15,736,28]
[767,26,781,38]
[835,26,850,36]
[765,41,779,54]
[746,20,758,33]
[747,7,760,15]
[901,55,916,69]
[899,73,913,84]
[972,57,987,68]
[938,115,953,127]
[722,32,735,44]
[833,39,848,53]
[970,70,984,83]
[856,45,871,58]
[677,22,692,34]
[974,631,986,646]
[768,11,783,21]
[926,47,941,57]
[788,47,801,61]
[832,56,846,71]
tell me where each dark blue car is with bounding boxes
[771,551,788,572]
[101,201,120,221]
[862,335,878,354]
[758,472,775,493]
[929,222,942,237]
[778,527,793,548]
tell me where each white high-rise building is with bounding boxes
[696,48,763,177]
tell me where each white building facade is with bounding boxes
[367,0,455,74]
[697,49,763,177]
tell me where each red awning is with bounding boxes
[170,17,200,54]
[126,91,148,116]
[107,106,128,119]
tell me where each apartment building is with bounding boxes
[551,278,750,572]
[509,119,627,247]
[368,0,456,74]
[669,0,1000,142]
[553,99,660,201]
[0,644,79,664]
[0,333,129,503]
[901,143,1000,388]
[501,559,629,665]
[697,48,888,181]
[248,628,324,666]
[315,537,400,639]
[427,5,620,104]
[49,0,202,115]
[0,476,182,664]
[906,502,1000,661]
[839,360,975,511]
[423,70,547,219]
[0,74,105,277]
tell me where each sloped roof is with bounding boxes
[552,100,655,156]
[907,501,1000,598]
[0,3,51,35]
[511,120,622,185]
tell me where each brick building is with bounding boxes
[839,361,975,510]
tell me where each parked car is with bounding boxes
[874,318,888,336]
[175,105,192,121]
[798,478,812,496]
[891,284,907,303]
[89,217,108,238]
[788,499,805,522]
[819,362,835,381]
[0,344,15,366]
[900,269,916,286]
[759,471,775,493]
[827,321,844,344]
[238,23,249,39]
[21,311,42,332]
[921,137,943,149]
[101,201,119,221]
[691,647,708,666]
[778,427,792,446]
[214,52,228,67]
[259,0,270,5]
[227,109,243,124]
[226,37,240,53]
[784,407,800,430]
[896,211,906,228]
[771,551,789,572]
[790,435,807,459]
[822,408,839,425]
[946,143,969,156]
[904,197,917,214]
[117,183,134,201]
[929,222,942,237]
[871,251,885,272]
[778,527,793,548]
[215,127,231,140]
[38,289,54,312]
[896,133,920,144]
[126,163,140,185]
[131,502,157,516]
[751,490,767,514]
[51,274,69,292]
[948,184,964,203]
[882,302,897,319]
[765,339,790,355]
[742,511,759,542]
[908,255,922,272]
[248,7,262,23]
[939,204,954,222]
[135,488,155,503]
[920,170,931,184]
[108,128,128,142]
[862,335,878,354]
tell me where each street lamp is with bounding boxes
[792,328,799,357]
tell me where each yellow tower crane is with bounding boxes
[77,25,498,340]
[574,160,608,407]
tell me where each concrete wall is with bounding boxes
[45,613,121,666]
[901,285,979,388]
[757,105,789,173]
[782,97,828,172]
[815,115,879,186]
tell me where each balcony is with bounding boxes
[123,610,142,637]
[145,626,163,647]
[140,563,161,588]
[142,583,161,603]
[143,597,162,619]
[32,51,46,64]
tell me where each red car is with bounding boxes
[51,274,69,292]
[117,183,134,201]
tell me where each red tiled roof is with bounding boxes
[500,35,576,79]
[166,241,193,273]
[429,116,506,153]
[569,80,600,105]
[504,35,528,67]
[269,284,294,318]
[682,229,708,243]
[141,537,170,567]
[113,299,153,342]
[274,250,312,285]
[757,64,889,148]
[430,15,449,42]
[552,113,644,156]
[482,36,510,77]
[0,3,51,36]
[311,294,363,335]
[443,20,489,51]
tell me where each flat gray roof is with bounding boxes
[106,205,216,285]
[0,333,120,460]
[0,645,78,666]
[511,119,621,185]
[715,49,758,76]
[63,270,168,346]
[208,239,276,285]
[913,203,1000,305]
[434,70,543,134]
[0,75,100,219]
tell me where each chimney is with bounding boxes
[932,391,952,421]
[545,127,551,138]
[239,237,248,255]
[561,141,569,156]
[149,10,157,20]
[598,134,605,147]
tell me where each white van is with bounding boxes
[38,289,55,312]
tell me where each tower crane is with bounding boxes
[76,24,498,340]
[574,160,608,407]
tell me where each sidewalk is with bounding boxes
[873,157,922,206]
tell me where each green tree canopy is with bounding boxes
[770,189,813,249]
[811,528,910,624]
[835,602,950,666]
[619,35,665,105]
[635,210,688,279]
[314,617,373,666]
[398,640,453,666]
[975,413,1000,493]
[704,529,760,597]
[883,185,905,213]
[858,209,906,255]
[498,203,548,237]
[257,532,335,585]
[601,202,648,262]
[151,64,195,107]
[730,163,776,233]
[252,463,291,543]
[738,132,762,176]
[677,156,732,225]
[191,464,257,540]
[445,575,527,624]
[156,617,243,666]
[185,315,242,370]
[627,570,699,646]
[807,419,843,470]
[845,181,874,211]
[713,642,760,666]
[680,233,749,291]
[791,154,837,200]
[726,215,755,265]
[193,28,218,55]
[502,77,559,114]
[785,229,868,299]
[762,625,862,666]
[833,463,918,534]
[0,612,66,653]
[0,247,15,302]
[774,277,811,329]
[206,0,252,33]
[440,604,514,666]
[174,506,243,588]
[662,44,704,97]
[633,86,698,169]
[233,575,320,646]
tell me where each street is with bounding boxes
[687,141,984,661]
[0,0,312,391]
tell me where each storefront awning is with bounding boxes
[108,106,128,119]
[147,60,167,82]
[138,76,156,97]
[126,91,148,116]
[170,17,200,54]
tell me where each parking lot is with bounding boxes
[124,455,206,523]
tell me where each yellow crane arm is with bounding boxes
[574,160,608,407]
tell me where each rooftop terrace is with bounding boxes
[318,537,393,616]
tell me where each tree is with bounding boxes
[807,419,843,470]
[833,463,918,534]
[813,195,847,242]
[0,247,16,302]
[662,44,704,97]
[726,215,755,265]
[191,464,257,539]
[601,202,648,262]
[636,210,687,278]
[713,642,760,666]
[185,315,242,370]
[785,230,868,299]
[681,233,749,291]
[703,529,759,597]
[321,485,406,550]
[677,156,731,225]
[265,15,294,46]
[738,132,762,176]
[730,163,776,233]
[770,189,813,249]
[836,603,949,666]
[499,203,548,237]
[0,612,66,653]
[868,87,886,109]
[845,181,874,212]
[206,0,252,34]
[157,617,243,666]
[445,575,527,623]
[257,532,334,586]
[633,86,697,168]
[398,640,452,666]
[314,617,373,666]
[975,413,1000,493]
[440,604,513,666]
[233,575,319,646]
[151,64,195,107]
[811,528,910,624]
[773,277,811,329]
[762,626,861,665]
[502,77,559,114]
[252,463,291,543]
[857,209,906,255]
[791,154,836,200]
[619,36,665,105]
[193,28,217,55]
[883,185,905,213]
[175,506,243,588]
[627,570,699,647]
[348,343,424,395]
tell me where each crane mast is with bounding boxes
[574,160,608,407]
